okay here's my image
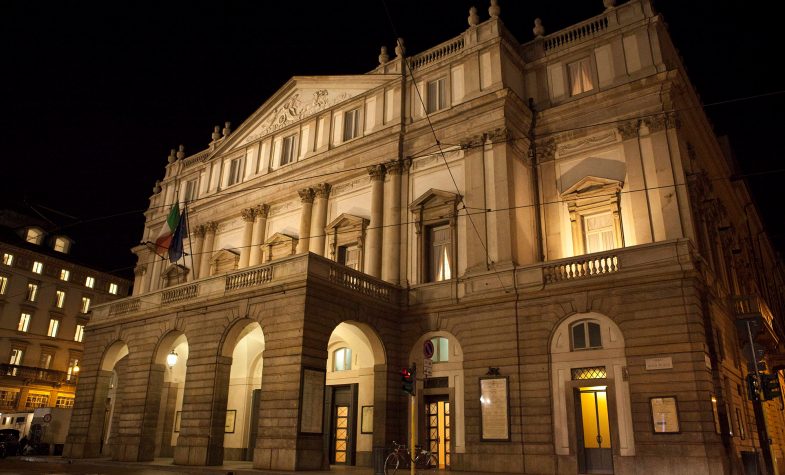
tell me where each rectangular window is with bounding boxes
[427,78,447,113]
[56,396,75,408]
[18,313,31,332]
[55,290,66,308]
[32,261,43,274]
[54,237,68,253]
[184,178,198,202]
[568,58,594,96]
[25,393,49,409]
[227,158,242,186]
[60,269,70,281]
[2,253,13,266]
[74,324,85,342]
[280,134,298,166]
[0,391,19,407]
[39,352,53,369]
[428,224,453,282]
[584,212,615,253]
[333,347,352,372]
[47,319,60,338]
[343,108,360,141]
[0,275,7,295]
[81,297,91,314]
[337,245,360,270]
[108,283,118,295]
[67,358,80,381]
[9,348,23,366]
[85,276,95,288]
[26,283,39,302]
[431,337,449,363]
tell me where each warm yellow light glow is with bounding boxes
[73,365,80,373]
[581,385,607,391]
[167,350,178,368]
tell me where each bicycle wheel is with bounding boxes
[384,452,401,475]
[415,452,438,473]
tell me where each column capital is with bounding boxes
[314,183,332,198]
[205,221,219,233]
[617,120,640,140]
[368,164,386,181]
[241,208,257,222]
[298,188,315,204]
[535,138,556,162]
[385,159,404,176]
[133,265,147,276]
[192,224,207,238]
[255,203,270,218]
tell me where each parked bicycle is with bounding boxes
[384,440,438,475]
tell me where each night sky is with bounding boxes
[2,1,782,280]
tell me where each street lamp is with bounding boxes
[166,350,178,368]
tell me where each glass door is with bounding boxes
[576,386,613,474]
[425,395,450,468]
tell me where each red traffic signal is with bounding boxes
[401,366,415,396]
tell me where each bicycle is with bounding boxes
[384,440,438,475]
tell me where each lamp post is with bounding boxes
[166,350,178,368]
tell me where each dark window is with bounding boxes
[571,321,602,350]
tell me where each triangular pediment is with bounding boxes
[210,248,240,264]
[409,189,461,210]
[212,75,398,156]
[263,232,297,246]
[326,213,368,231]
[162,263,189,278]
[561,176,622,197]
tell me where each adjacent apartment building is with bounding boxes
[0,209,129,446]
[64,1,785,474]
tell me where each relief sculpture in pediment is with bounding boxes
[247,89,352,142]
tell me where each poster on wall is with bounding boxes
[650,396,680,433]
[300,368,325,434]
[361,406,374,434]
[225,410,236,433]
[480,376,510,441]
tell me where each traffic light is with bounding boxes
[747,373,762,402]
[401,365,416,396]
[761,373,782,401]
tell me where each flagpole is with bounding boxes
[184,199,195,281]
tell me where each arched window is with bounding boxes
[430,337,449,362]
[571,320,602,350]
[333,347,352,371]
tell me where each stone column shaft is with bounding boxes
[382,161,402,284]
[198,223,218,278]
[309,184,331,256]
[366,165,385,278]
[297,188,315,254]
[190,226,205,280]
[249,205,269,266]
[239,208,256,268]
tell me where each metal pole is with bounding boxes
[410,391,416,475]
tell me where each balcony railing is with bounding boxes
[544,253,619,283]
[0,364,77,386]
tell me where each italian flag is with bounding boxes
[154,203,181,257]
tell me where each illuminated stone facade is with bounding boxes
[66,1,785,474]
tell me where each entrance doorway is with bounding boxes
[329,385,357,465]
[425,395,451,469]
[575,386,613,474]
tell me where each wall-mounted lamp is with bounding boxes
[166,350,179,368]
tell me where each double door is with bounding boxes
[575,386,613,474]
[425,395,451,469]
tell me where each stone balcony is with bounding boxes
[732,294,780,348]
[0,364,77,387]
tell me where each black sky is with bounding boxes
[1,0,783,279]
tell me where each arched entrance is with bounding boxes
[325,321,385,467]
[409,331,464,470]
[99,340,129,457]
[151,332,188,458]
[550,312,634,474]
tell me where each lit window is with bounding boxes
[55,290,66,308]
[584,212,616,253]
[280,134,297,166]
[74,325,85,342]
[337,244,360,270]
[47,319,60,338]
[0,276,7,295]
[54,237,70,253]
[108,283,118,295]
[427,78,447,113]
[571,321,602,350]
[85,276,95,288]
[9,348,23,365]
[3,253,14,266]
[32,261,43,274]
[25,228,43,244]
[27,283,39,302]
[25,393,48,409]
[18,313,31,332]
[81,297,91,314]
[67,358,80,381]
[56,396,75,408]
[343,108,360,141]
[428,224,452,282]
[430,337,449,363]
[60,269,70,281]
[227,157,242,186]
[185,178,198,202]
[333,347,352,372]
[39,352,53,369]
[568,58,594,96]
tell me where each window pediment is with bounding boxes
[561,176,622,199]
[210,249,240,275]
[326,213,368,232]
[262,233,298,262]
[409,188,460,211]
